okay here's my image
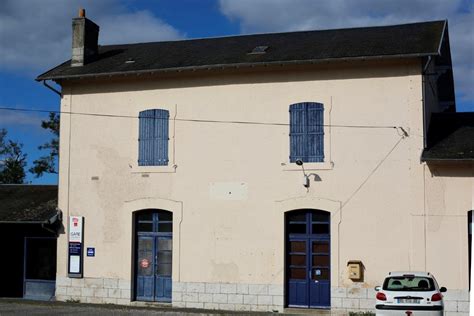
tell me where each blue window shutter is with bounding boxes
[138,109,169,166]
[289,102,324,163]
[289,103,306,162]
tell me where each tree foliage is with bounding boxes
[0,129,27,184]
[30,112,60,177]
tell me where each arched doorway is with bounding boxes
[285,209,330,308]
[134,209,172,302]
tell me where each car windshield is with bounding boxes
[383,276,435,291]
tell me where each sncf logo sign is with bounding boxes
[69,216,83,243]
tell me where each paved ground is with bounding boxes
[0,299,338,316]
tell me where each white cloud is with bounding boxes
[0,0,184,73]
[219,0,474,103]
[0,108,47,129]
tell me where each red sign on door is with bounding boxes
[140,258,150,268]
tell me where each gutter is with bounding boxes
[36,52,440,82]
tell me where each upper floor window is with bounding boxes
[138,109,169,166]
[289,102,324,163]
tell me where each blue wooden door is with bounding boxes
[287,210,330,308]
[135,210,172,302]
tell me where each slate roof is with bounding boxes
[37,20,446,81]
[422,113,474,162]
[0,185,58,223]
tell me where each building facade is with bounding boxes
[38,14,472,314]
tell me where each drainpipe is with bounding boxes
[42,80,62,96]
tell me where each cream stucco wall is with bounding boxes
[56,59,472,307]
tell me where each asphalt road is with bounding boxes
[0,299,277,316]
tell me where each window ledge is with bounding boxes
[281,161,333,171]
[131,164,177,174]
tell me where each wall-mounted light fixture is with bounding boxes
[295,159,320,188]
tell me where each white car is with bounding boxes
[375,272,446,316]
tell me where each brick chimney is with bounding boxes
[71,8,99,67]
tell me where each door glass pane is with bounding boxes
[290,268,306,279]
[312,223,329,234]
[288,212,306,222]
[312,255,330,266]
[158,223,172,233]
[290,241,305,253]
[312,241,329,253]
[157,263,172,276]
[312,268,329,280]
[289,224,306,234]
[289,255,306,266]
[137,212,153,221]
[312,212,329,222]
[138,222,153,232]
[157,251,172,264]
[138,238,153,276]
[158,239,172,251]
[159,212,172,221]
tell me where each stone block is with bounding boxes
[270,305,284,313]
[182,292,199,302]
[236,283,249,294]
[198,293,212,303]
[118,279,131,290]
[272,295,284,306]
[218,303,235,310]
[220,283,237,294]
[86,297,103,304]
[249,284,268,295]
[71,278,84,288]
[359,298,376,309]
[172,291,182,302]
[458,301,469,312]
[55,286,67,296]
[116,298,131,305]
[228,294,243,304]
[102,297,117,305]
[444,290,469,302]
[234,304,251,311]
[251,305,269,312]
[343,298,360,309]
[66,287,81,296]
[243,294,257,305]
[173,301,186,308]
[84,278,103,288]
[120,289,131,299]
[204,302,219,310]
[444,300,458,312]
[212,293,227,304]
[93,288,107,298]
[331,297,343,308]
[268,284,283,296]
[186,302,203,309]
[186,282,205,293]
[56,276,71,287]
[331,287,347,298]
[347,287,368,298]
[205,283,220,293]
[257,295,272,305]
[81,287,94,297]
[108,288,121,298]
[446,313,469,316]
[103,278,118,289]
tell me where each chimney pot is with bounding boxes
[78,8,86,18]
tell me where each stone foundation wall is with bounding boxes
[55,277,470,315]
[55,276,132,305]
[172,282,284,312]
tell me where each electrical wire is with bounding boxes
[0,106,402,130]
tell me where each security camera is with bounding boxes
[295,159,303,166]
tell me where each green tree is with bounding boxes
[0,129,27,184]
[30,112,59,177]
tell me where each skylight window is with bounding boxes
[248,46,269,55]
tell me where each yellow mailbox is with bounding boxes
[347,260,364,281]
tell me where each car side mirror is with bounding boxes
[374,286,381,291]
[440,287,447,293]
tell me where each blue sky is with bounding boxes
[0,0,473,185]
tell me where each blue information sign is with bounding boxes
[87,247,95,257]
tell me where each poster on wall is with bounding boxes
[68,216,84,278]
